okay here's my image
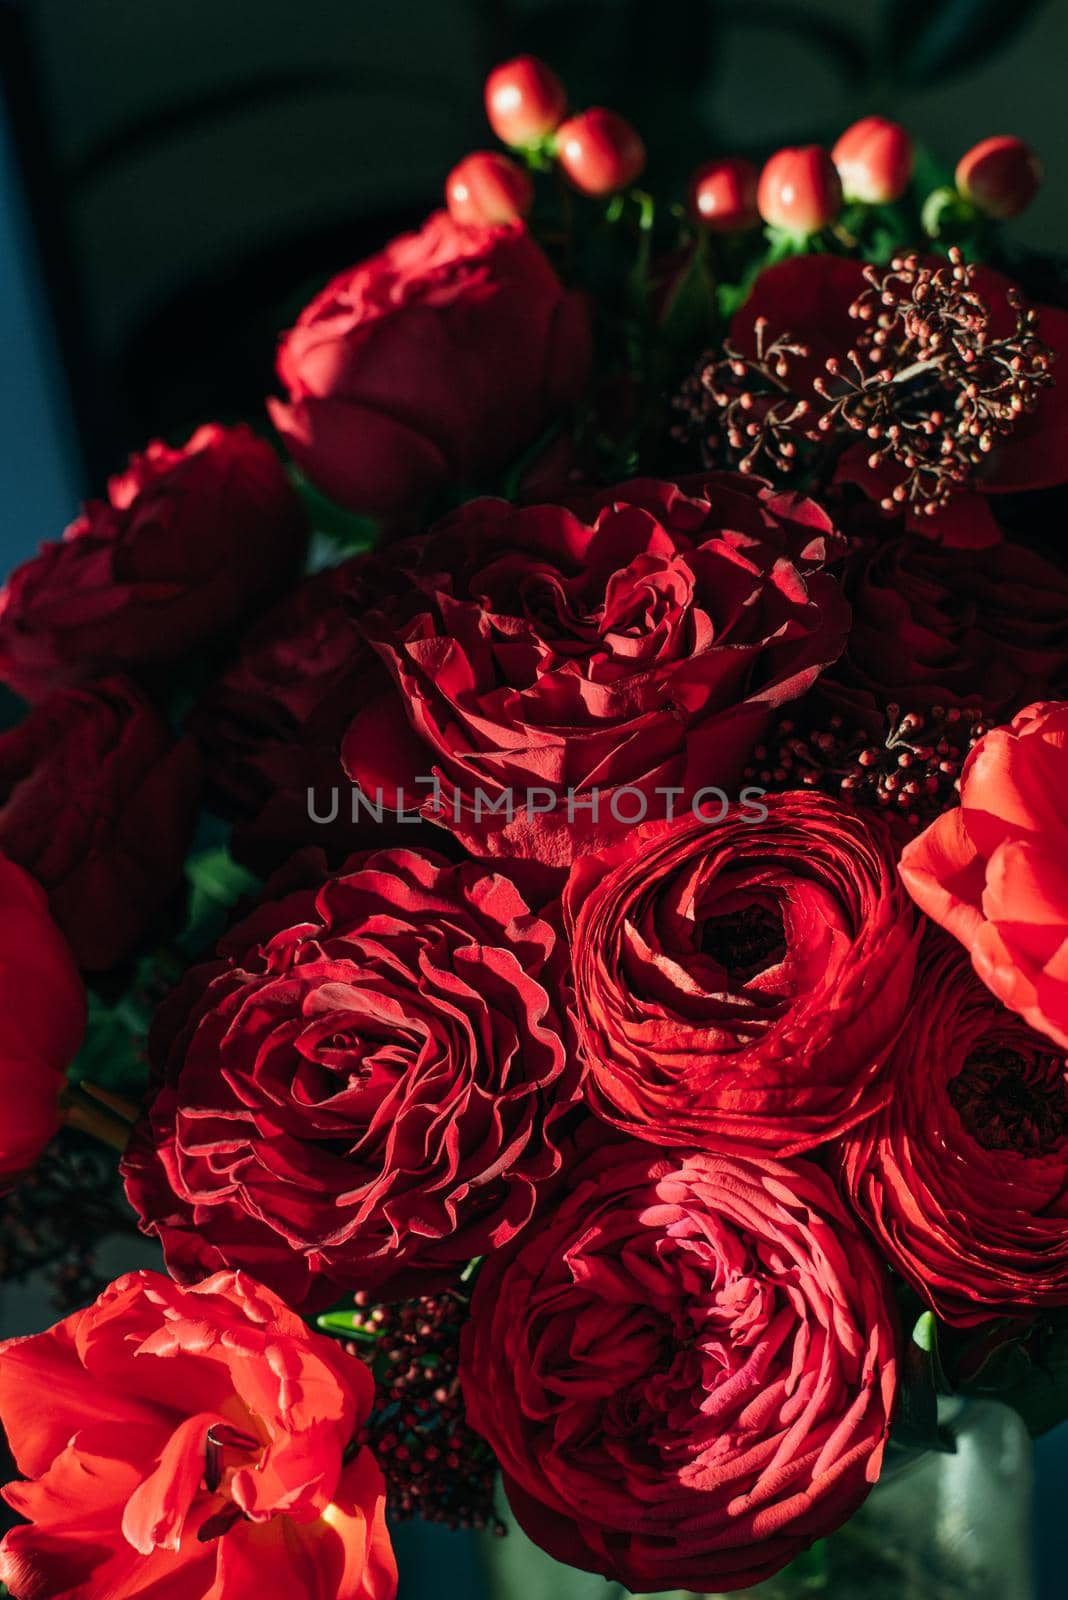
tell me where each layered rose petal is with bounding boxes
[0,1270,395,1600]
[122,849,580,1307]
[841,931,1068,1325]
[565,792,917,1153]
[460,1138,897,1593]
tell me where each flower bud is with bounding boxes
[555,109,646,196]
[956,135,1042,220]
[832,116,913,204]
[484,55,566,148]
[446,151,534,226]
[688,157,760,232]
[757,146,843,235]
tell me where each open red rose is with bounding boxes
[341,475,849,870]
[0,677,201,970]
[0,855,85,1186]
[731,255,1068,548]
[841,930,1068,1327]
[0,425,307,702]
[565,792,918,1153]
[268,211,591,521]
[122,848,579,1309]
[461,1137,898,1594]
[0,1269,396,1600]
[900,699,1068,1049]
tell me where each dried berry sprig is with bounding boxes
[675,317,815,477]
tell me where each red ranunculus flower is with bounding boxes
[818,527,1068,732]
[460,1137,898,1594]
[0,425,307,702]
[730,255,1068,548]
[565,792,917,1153]
[267,212,591,521]
[0,677,201,970]
[0,1269,396,1600]
[341,475,849,870]
[0,855,84,1186]
[841,930,1068,1327]
[900,699,1068,1049]
[122,849,579,1309]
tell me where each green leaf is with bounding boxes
[292,471,379,554]
[316,1309,364,1336]
[70,983,150,1099]
[883,0,1048,86]
[892,1311,955,1451]
[658,238,718,354]
[182,848,260,954]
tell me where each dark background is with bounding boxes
[1,1,1066,1594]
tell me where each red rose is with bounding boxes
[0,1269,396,1600]
[818,527,1068,732]
[122,849,580,1309]
[900,699,1068,1049]
[0,855,84,1186]
[267,212,591,520]
[841,930,1068,1327]
[565,792,918,1153]
[0,678,201,970]
[460,1137,898,1594]
[341,475,849,869]
[0,425,307,702]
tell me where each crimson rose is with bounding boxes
[565,792,917,1153]
[0,1270,396,1599]
[0,425,307,701]
[342,475,849,868]
[0,855,84,1186]
[268,211,591,520]
[841,931,1068,1327]
[122,849,579,1309]
[0,677,201,970]
[461,1137,898,1594]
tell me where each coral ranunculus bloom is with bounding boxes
[0,1270,397,1600]
[900,700,1068,1050]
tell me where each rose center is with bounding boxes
[700,904,786,982]
[948,1045,1068,1156]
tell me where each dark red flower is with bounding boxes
[565,792,918,1153]
[341,475,849,870]
[841,930,1068,1326]
[0,425,307,702]
[122,849,580,1309]
[460,1137,898,1594]
[0,678,201,970]
[268,212,591,521]
[0,1270,396,1599]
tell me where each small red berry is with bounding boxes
[484,55,566,148]
[688,157,760,232]
[445,151,534,226]
[832,116,914,204]
[956,135,1042,220]
[757,146,843,235]
[555,108,646,196]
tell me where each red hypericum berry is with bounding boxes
[484,55,566,148]
[688,157,760,232]
[757,146,843,235]
[832,116,914,204]
[956,135,1042,220]
[445,151,534,226]
[554,108,646,196]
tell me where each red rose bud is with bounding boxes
[956,134,1042,219]
[757,145,843,235]
[484,54,566,147]
[688,156,760,232]
[832,115,914,204]
[555,108,646,196]
[446,150,534,226]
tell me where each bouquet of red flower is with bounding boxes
[2,48,1067,1600]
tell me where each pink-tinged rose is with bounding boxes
[461,1137,898,1594]
[900,699,1068,1049]
[268,212,591,521]
[0,1270,396,1600]
[0,425,307,702]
